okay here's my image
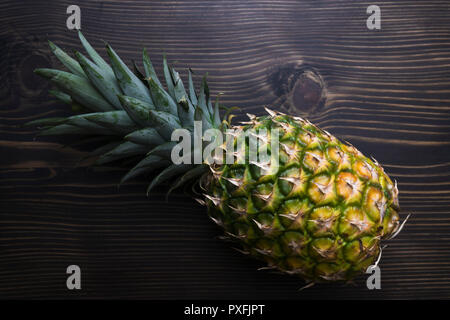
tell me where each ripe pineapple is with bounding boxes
[30,32,408,284]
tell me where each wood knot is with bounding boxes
[5,31,52,98]
[268,63,326,116]
[18,54,51,94]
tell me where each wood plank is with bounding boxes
[1,0,450,299]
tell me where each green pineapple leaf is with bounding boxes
[106,44,153,106]
[78,31,114,76]
[213,94,222,127]
[147,76,178,115]
[24,117,66,127]
[75,51,123,109]
[162,54,176,99]
[48,41,86,78]
[82,111,138,134]
[81,141,123,162]
[118,95,155,128]
[197,76,212,120]
[120,155,170,185]
[96,141,149,165]
[124,128,165,146]
[188,68,198,105]
[147,141,177,159]
[171,67,195,128]
[38,123,110,136]
[131,59,147,86]
[34,68,114,112]
[66,113,115,132]
[148,109,181,140]
[48,90,72,105]
[166,165,208,198]
[147,164,193,195]
[142,48,162,88]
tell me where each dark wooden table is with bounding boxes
[1,0,450,299]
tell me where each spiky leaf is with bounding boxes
[167,165,208,196]
[147,164,193,194]
[147,77,178,115]
[120,155,169,185]
[188,69,198,105]
[96,141,149,164]
[106,44,153,106]
[82,111,137,134]
[75,51,123,109]
[35,69,113,112]
[147,141,177,159]
[48,41,86,78]
[171,68,195,128]
[78,31,114,76]
[125,128,165,146]
[148,109,181,140]
[118,95,155,128]
[162,55,175,99]
[142,48,162,88]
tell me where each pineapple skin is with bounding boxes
[204,113,401,282]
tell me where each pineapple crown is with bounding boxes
[29,31,230,194]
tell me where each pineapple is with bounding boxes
[29,32,408,285]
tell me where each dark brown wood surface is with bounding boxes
[1,0,450,299]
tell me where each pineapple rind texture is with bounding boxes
[205,114,400,282]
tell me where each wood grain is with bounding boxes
[1,0,450,299]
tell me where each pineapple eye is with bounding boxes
[336,172,364,204]
[281,231,308,256]
[278,177,293,195]
[284,257,314,278]
[344,237,380,269]
[255,183,273,195]
[230,222,252,241]
[307,206,340,237]
[315,262,349,282]
[341,144,361,157]
[308,175,337,205]
[277,166,308,196]
[253,213,282,237]
[303,149,330,174]
[354,160,379,182]
[364,187,387,223]
[310,237,339,261]
[278,198,312,232]
[227,197,248,216]
[228,166,245,179]
[339,207,373,241]
[327,146,351,170]
[253,238,282,258]
[382,208,400,238]
[247,183,273,210]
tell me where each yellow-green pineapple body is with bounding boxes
[205,112,400,282]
